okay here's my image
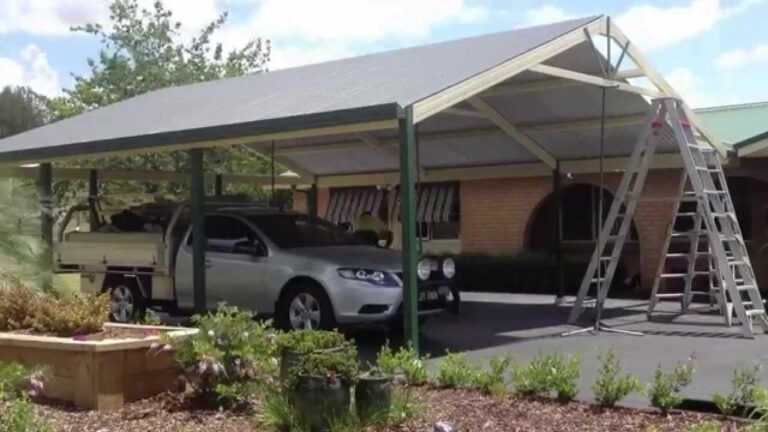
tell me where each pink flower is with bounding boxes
[144,329,159,336]
[72,334,87,342]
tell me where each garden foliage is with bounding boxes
[435,352,478,389]
[376,343,429,385]
[644,358,695,413]
[0,278,109,336]
[592,349,641,407]
[0,362,51,432]
[471,355,513,397]
[712,363,762,417]
[170,304,278,405]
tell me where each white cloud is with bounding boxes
[664,67,727,108]
[616,0,764,51]
[0,45,61,97]
[523,5,576,26]
[246,0,486,41]
[716,44,768,69]
[0,0,108,36]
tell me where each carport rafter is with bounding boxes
[467,96,557,169]
[527,64,664,98]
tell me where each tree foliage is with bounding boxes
[51,0,275,198]
[0,86,50,139]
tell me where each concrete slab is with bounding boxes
[357,293,768,408]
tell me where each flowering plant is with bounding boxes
[167,304,278,406]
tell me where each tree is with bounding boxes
[52,0,275,198]
[0,86,50,138]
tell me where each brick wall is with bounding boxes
[460,177,552,253]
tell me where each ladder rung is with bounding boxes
[737,285,759,292]
[693,271,710,276]
[654,293,684,298]
[703,190,728,195]
[676,212,698,217]
[660,273,687,279]
[665,253,689,259]
[671,231,706,237]
[746,309,766,317]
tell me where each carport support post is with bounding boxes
[307,183,318,218]
[189,149,207,314]
[88,169,99,229]
[214,173,223,197]
[553,164,564,302]
[38,163,53,291]
[399,106,419,350]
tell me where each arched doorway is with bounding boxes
[526,183,641,297]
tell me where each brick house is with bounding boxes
[294,101,768,297]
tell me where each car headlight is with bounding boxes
[337,268,399,287]
[441,257,456,279]
[417,259,433,281]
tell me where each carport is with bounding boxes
[0,15,720,349]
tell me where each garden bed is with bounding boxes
[0,323,196,411]
[33,386,741,432]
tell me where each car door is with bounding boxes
[177,214,268,312]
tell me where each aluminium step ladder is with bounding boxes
[567,97,768,338]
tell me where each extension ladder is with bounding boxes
[568,97,768,338]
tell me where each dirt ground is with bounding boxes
[36,386,742,432]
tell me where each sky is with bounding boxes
[1,0,767,108]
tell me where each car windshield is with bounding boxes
[246,214,361,248]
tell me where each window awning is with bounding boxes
[392,183,457,223]
[324,187,385,224]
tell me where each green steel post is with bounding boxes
[553,163,564,300]
[189,149,207,313]
[398,106,419,350]
[88,169,99,228]
[307,183,318,218]
[38,163,53,290]
[214,173,223,197]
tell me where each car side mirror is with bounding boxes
[233,240,267,257]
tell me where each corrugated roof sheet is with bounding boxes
[0,16,600,162]
[695,101,768,145]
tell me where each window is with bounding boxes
[247,214,361,249]
[397,182,460,241]
[187,215,258,254]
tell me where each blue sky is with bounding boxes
[1,0,767,108]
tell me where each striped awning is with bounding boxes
[392,182,457,223]
[325,187,385,224]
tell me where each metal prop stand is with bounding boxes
[562,17,643,337]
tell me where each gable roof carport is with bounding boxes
[0,15,721,347]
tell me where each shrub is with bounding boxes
[436,352,478,388]
[0,279,109,337]
[258,391,307,431]
[592,349,640,407]
[512,352,557,398]
[296,341,359,385]
[0,397,54,432]
[712,363,762,417]
[274,329,347,354]
[470,355,512,397]
[0,278,41,331]
[644,358,695,413]
[170,304,277,406]
[375,343,428,385]
[33,292,110,336]
[551,354,581,401]
[0,362,44,399]
[683,421,722,432]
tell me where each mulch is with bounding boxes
[9,326,162,341]
[36,386,743,432]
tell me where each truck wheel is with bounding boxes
[277,282,336,331]
[103,276,145,323]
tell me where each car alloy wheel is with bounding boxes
[289,292,322,330]
[109,284,135,323]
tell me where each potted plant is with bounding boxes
[355,367,392,422]
[274,330,348,383]
[292,341,359,430]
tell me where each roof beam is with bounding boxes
[528,64,664,97]
[601,20,729,157]
[316,153,689,187]
[442,107,488,119]
[613,68,645,79]
[357,132,426,177]
[5,166,310,186]
[244,144,316,181]
[273,113,646,156]
[467,96,557,169]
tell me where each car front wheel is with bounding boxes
[277,282,336,331]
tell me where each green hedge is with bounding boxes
[454,253,629,295]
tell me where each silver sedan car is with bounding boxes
[174,208,456,330]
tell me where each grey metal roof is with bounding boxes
[0,16,600,162]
